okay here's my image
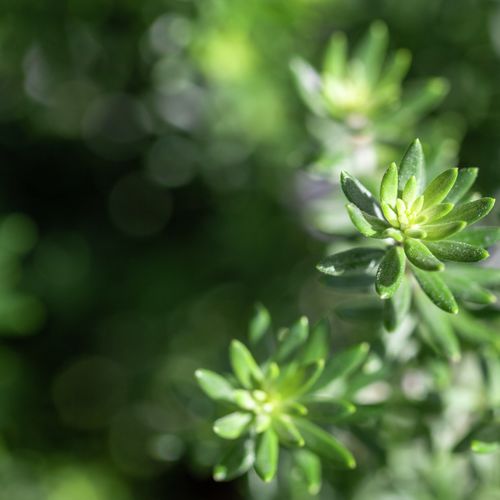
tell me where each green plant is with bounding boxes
[318,139,498,318]
[195,306,371,493]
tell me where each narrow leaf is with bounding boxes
[293,449,322,495]
[378,48,411,88]
[213,439,255,482]
[274,415,305,447]
[380,162,398,207]
[402,175,417,207]
[248,303,271,345]
[421,221,466,241]
[425,241,488,262]
[419,203,454,223]
[404,238,444,271]
[444,167,478,204]
[317,247,385,276]
[294,418,356,468]
[341,172,382,217]
[213,412,253,440]
[346,203,387,237]
[300,319,329,364]
[305,399,356,424]
[471,440,499,454]
[442,274,496,305]
[354,20,388,86]
[398,139,425,192]
[230,340,263,389]
[452,227,500,247]
[450,309,499,344]
[276,316,309,362]
[422,168,458,209]
[383,274,411,332]
[195,369,235,402]
[255,428,279,482]
[323,32,347,79]
[440,197,495,225]
[375,246,406,299]
[412,266,458,314]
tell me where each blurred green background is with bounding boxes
[1,0,500,498]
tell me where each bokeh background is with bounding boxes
[1,0,500,498]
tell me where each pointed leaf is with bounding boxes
[294,418,356,468]
[317,247,385,276]
[293,449,322,495]
[450,309,499,344]
[274,415,305,447]
[300,319,329,364]
[378,48,411,88]
[213,412,253,440]
[412,266,458,314]
[341,171,382,217]
[422,168,458,209]
[290,58,325,116]
[402,175,418,207]
[230,340,263,389]
[404,238,444,271]
[440,198,495,225]
[419,203,454,223]
[375,246,406,299]
[398,139,425,192]
[425,241,488,262]
[304,399,356,424]
[446,265,500,289]
[248,303,271,345]
[444,167,478,204]
[195,369,235,402]
[421,221,466,241]
[441,274,496,305]
[323,32,347,79]
[346,203,387,237]
[213,439,255,482]
[354,21,388,86]
[380,162,398,207]
[451,227,500,247]
[276,316,309,362]
[383,274,411,332]
[255,428,279,482]
[279,360,325,398]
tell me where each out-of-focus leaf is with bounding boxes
[293,449,322,495]
[213,412,253,440]
[413,266,458,314]
[447,265,500,289]
[213,439,255,482]
[341,171,382,217]
[404,238,443,271]
[443,274,496,305]
[300,319,329,364]
[294,419,356,468]
[425,240,488,262]
[304,399,356,424]
[451,227,500,247]
[450,310,499,344]
[274,415,304,447]
[375,246,405,299]
[230,340,263,389]
[319,273,375,289]
[335,300,382,322]
[195,369,234,402]
[440,198,495,225]
[378,48,411,88]
[280,359,325,398]
[471,440,499,454]
[323,32,347,79]
[317,247,385,276]
[444,167,478,204]
[276,316,309,362]
[255,428,279,482]
[383,274,411,331]
[290,58,325,116]
[398,139,425,192]
[422,168,458,209]
[248,303,271,345]
[354,21,388,86]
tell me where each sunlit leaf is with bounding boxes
[341,171,382,217]
[398,139,425,192]
[421,168,458,209]
[213,412,253,440]
[404,238,443,271]
[440,197,495,225]
[230,340,263,389]
[317,247,385,276]
[444,167,478,204]
[195,369,234,402]
[425,240,488,262]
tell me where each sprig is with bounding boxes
[195,306,370,494]
[318,139,498,318]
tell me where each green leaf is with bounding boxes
[248,303,271,345]
[294,418,356,468]
[255,428,279,482]
[451,227,500,248]
[213,412,253,440]
[383,274,411,332]
[354,21,388,86]
[419,203,454,223]
[415,296,460,361]
[380,162,398,207]
[279,359,325,398]
[341,172,382,217]
[412,266,458,314]
[471,440,499,454]
[378,48,411,88]
[450,310,499,344]
[323,32,347,79]
[346,203,387,237]
[195,369,234,402]
[446,265,500,289]
[375,246,406,299]
[421,221,466,241]
[305,399,356,424]
[425,241,488,262]
[442,274,496,305]
[404,238,444,271]
[422,168,458,209]
[440,198,495,225]
[444,167,478,204]
[300,319,329,365]
[213,439,255,482]
[317,247,385,276]
[319,273,375,290]
[335,300,382,322]
[230,340,263,389]
[290,58,325,116]
[274,415,305,446]
[293,449,322,495]
[402,175,418,207]
[398,139,425,193]
[276,316,309,362]
[313,343,369,391]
